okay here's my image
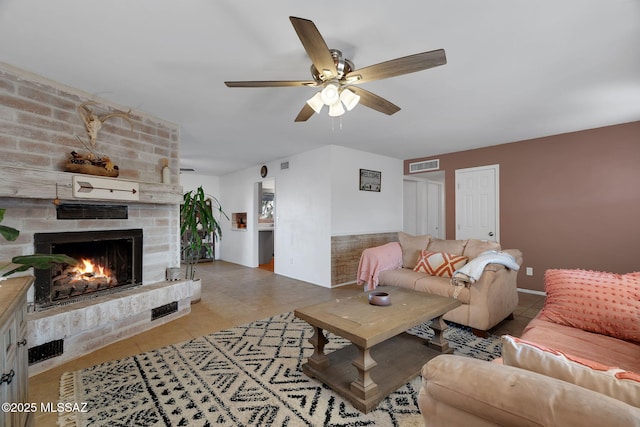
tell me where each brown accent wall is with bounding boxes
[405,121,640,292]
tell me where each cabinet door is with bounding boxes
[15,297,29,427]
[0,320,7,427]
[1,315,17,427]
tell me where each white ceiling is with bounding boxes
[1,1,639,176]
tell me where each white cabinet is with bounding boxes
[0,276,32,427]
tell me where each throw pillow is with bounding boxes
[397,232,431,269]
[426,238,468,256]
[413,250,468,277]
[502,335,640,408]
[540,269,640,343]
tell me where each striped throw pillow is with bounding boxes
[413,250,468,277]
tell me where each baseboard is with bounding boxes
[331,280,358,288]
[517,288,546,296]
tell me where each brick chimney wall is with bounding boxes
[0,62,182,297]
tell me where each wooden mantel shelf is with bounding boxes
[1,166,182,205]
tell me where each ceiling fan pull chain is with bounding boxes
[330,116,344,132]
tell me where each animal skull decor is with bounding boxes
[77,101,134,145]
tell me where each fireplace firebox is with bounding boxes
[33,229,142,311]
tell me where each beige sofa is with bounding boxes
[357,232,523,334]
[418,268,640,426]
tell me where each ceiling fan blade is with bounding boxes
[294,103,315,122]
[225,80,318,88]
[289,16,337,79]
[349,87,401,115]
[345,49,446,84]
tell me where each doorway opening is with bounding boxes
[257,179,275,271]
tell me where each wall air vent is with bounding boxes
[29,339,64,365]
[280,161,290,170]
[409,159,440,173]
[151,301,178,320]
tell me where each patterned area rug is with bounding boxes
[59,312,501,426]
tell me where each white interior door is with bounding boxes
[455,165,499,241]
[403,180,418,235]
[404,176,444,238]
[426,180,444,238]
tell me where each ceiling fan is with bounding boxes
[224,16,446,122]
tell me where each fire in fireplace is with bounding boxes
[33,229,142,310]
[54,258,117,294]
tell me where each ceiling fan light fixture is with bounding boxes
[339,88,360,111]
[226,17,448,123]
[328,101,345,117]
[306,91,325,113]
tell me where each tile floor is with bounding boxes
[28,261,544,425]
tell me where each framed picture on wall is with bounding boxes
[359,169,381,192]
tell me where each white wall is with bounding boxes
[217,146,332,285]
[330,145,403,235]
[215,167,258,267]
[275,147,332,285]
[180,173,220,195]
[217,145,403,288]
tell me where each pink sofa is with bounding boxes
[357,232,523,334]
[418,268,640,426]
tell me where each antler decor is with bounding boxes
[77,101,134,145]
[65,101,133,176]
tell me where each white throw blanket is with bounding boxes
[451,250,520,298]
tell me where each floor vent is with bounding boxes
[151,301,178,321]
[28,339,64,365]
[409,159,440,173]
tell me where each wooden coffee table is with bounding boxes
[294,286,461,413]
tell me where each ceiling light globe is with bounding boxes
[321,84,340,105]
[328,101,345,117]
[339,89,360,111]
[306,92,325,114]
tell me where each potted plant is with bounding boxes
[180,186,228,281]
[0,208,77,278]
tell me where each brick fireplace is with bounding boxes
[0,62,191,375]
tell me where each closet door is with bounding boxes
[455,165,499,242]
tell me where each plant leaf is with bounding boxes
[0,224,19,242]
[1,265,31,277]
[11,254,78,270]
